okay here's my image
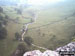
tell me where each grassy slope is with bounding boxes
[27,2,75,49]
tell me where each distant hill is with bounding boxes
[0,0,28,6]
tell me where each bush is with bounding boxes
[24,36,33,46]
[0,27,7,40]
[5,15,9,19]
[12,43,29,56]
[17,43,29,53]
[0,15,4,21]
[0,22,2,27]
[0,7,3,13]
[16,9,22,14]
[15,32,21,40]
[0,8,8,40]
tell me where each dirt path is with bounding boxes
[21,11,38,41]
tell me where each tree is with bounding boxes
[24,36,33,46]
[15,32,21,40]
[0,15,3,21]
[12,43,29,56]
[0,22,2,26]
[5,15,9,19]
[0,27,7,40]
[16,9,22,14]
[17,43,29,56]
[2,20,7,25]
[0,6,3,13]
[0,9,8,40]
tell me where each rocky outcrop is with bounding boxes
[23,50,59,56]
[56,42,75,52]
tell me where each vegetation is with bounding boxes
[5,15,9,19]
[0,1,75,56]
[15,32,21,41]
[0,14,8,40]
[0,14,3,21]
[0,6,3,13]
[0,27,7,40]
[12,43,29,56]
[16,8,22,15]
[24,36,34,46]
[43,34,75,50]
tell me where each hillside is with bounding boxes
[0,0,75,56]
